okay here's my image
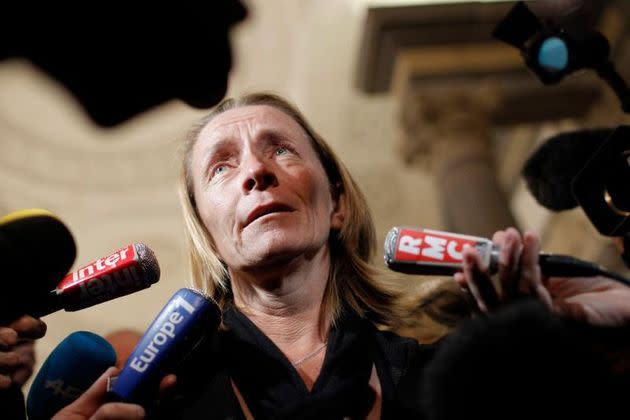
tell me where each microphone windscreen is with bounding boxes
[26,331,116,420]
[0,209,76,321]
[521,128,612,211]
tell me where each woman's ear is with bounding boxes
[330,182,346,230]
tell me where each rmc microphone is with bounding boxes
[108,288,221,404]
[384,227,630,287]
[25,243,160,320]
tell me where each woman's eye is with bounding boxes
[275,146,290,156]
[213,164,228,177]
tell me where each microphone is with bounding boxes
[0,209,76,323]
[18,243,160,320]
[521,128,612,211]
[50,243,161,314]
[26,331,116,420]
[108,288,221,404]
[384,227,630,287]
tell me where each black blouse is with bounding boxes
[159,306,433,419]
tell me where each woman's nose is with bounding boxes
[242,155,278,192]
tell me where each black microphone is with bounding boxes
[521,128,612,211]
[0,209,76,323]
[384,227,630,287]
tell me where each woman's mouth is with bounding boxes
[244,203,294,227]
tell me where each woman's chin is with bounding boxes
[242,244,313,270]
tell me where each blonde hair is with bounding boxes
[390,278,473,344]
[179,92,401,327]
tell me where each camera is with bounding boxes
[494,1,630,237]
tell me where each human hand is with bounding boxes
[455,228,630,326]
[0,315,46,389]
[51,366,177,420]
[52,367,145,420]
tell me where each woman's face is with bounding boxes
[190,105,344,271]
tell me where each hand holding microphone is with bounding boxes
[385,226,630,326]
[51,367,146,420]
[52,288,219,419]
[0,316,45,390]
[26,331,117,419]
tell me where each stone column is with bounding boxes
[399,83,517,238]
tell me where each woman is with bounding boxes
[54,93,630,419]
[169,92,429,418]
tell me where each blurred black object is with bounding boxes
[0,2,247,127]
[522,128,611,211]
[493,1,630,112]
[572,126,630,236]
[522,126,630,237]
[522,125,630,236]
[421,301,627,420]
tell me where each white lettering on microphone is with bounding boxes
[398,235,422,255]
[45,379,81,400]
[105,253,120,267]
[129,295,196,373]
[71,247,133,282]
[78,265,143,303]
[398,234,472,262]
[422,235,447,260]
[447,241,469,260]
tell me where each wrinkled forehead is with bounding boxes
[196,105,310,147]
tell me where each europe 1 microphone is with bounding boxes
[384,227,630,287]
[108,288,221,405]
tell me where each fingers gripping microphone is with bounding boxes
[26,331,116,420]
[108,288,221,404]
[384,227,630,287]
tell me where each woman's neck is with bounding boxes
[230,246,331,352]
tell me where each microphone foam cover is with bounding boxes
[521,128,612,211]
[134,243,160,285]
[26,331,116,420]
[0,209,76,320]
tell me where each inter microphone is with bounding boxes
[26,243,160,319]
[108,288,221,404]
[26,331,116,420]
[384,227,630,287]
